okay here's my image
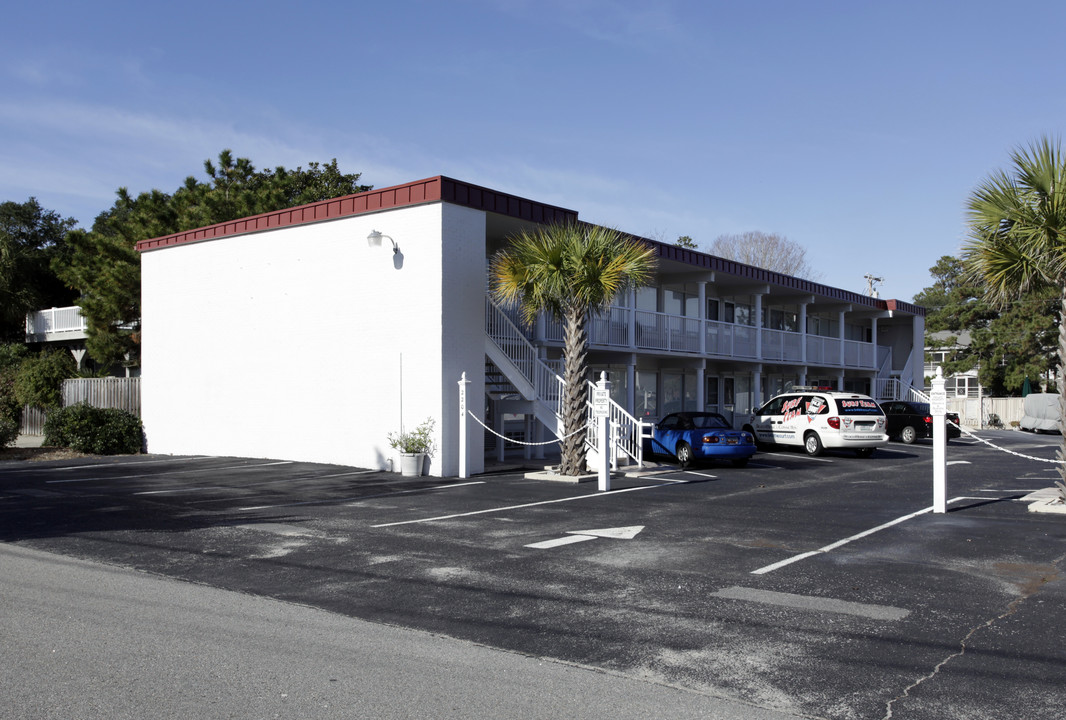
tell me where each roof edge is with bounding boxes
[648,239,925,314]
[135,175,579,252]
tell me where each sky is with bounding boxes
[3,0,1065,304]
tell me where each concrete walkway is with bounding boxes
[13,434,44,448]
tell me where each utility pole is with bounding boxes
[864,274,884,298]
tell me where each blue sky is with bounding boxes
[3,0,1064,303]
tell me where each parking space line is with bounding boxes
[372,482,682,528]
[11,456,217,473]
[239,480,485,511]
[751,497,968,575]
[681,470,718,480]
[46,460,295,483]
[759,451,834,463]
[713,586,910,621]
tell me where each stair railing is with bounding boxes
[486,295,644,465]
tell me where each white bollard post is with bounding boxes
[930,367,947,513]
[458,372,470,479]
[594,372,612,492]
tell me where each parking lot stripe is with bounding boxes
[759,451,834,463]
[713,586,910,620]
[12,456,217,474]
[239,481,485,511]
[750,498,968,575]
[46,460,295,483]
[372,482,678,528]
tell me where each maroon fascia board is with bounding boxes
[135,175,579,253]
[133,174,922,316]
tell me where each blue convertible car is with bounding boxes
[646,412,757,468]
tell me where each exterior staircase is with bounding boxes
[484,296,645,467]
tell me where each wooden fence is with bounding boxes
[19,377,141,435]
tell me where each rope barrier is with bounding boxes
[949,419,1061,464]
[467,410,590,446]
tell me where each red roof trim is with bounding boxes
[135,175,578,252]
[132,174,922,314]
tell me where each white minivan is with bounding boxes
[744,388,888,457]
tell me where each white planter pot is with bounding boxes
[400,453,425,477]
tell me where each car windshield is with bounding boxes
[690,414,730,429]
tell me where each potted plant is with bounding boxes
[387,417,437,477]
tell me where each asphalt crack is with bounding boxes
[882,553,1064,719]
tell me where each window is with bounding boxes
[705,376,720,409]
[706,298,719,321]
[635,287,657,312]
[636,370,657,418]
[664,289,699,317]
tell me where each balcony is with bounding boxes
[25,306,88,342]
[536,306,879,370]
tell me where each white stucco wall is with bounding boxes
[141,202,485,476]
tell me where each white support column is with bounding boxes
[838,309,847,369]
[627,288,637,349]
[626,356,636,416]
[799,302,808,364]
[535,420,545,460]
[754,294,764,360]
[495,400,506,463]
[698,282,707,356]
[697,364,706,412]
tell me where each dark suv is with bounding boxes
[880,400,961,443]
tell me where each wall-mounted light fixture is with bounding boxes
[367,230,399,254]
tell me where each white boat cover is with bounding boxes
[1019,393,1061,432]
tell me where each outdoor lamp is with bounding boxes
[367,230,399,254]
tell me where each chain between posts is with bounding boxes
[466,411,590,446]
[948,418,1061,464]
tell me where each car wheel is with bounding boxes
[676,442,694,469]
[900,425,917,444]
[804,432,824,457]
[855,447,874,458]
[731,458,749,468]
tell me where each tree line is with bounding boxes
[1,150,370,369]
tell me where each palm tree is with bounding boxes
[962,135,1066,482]
[490,222,656,476]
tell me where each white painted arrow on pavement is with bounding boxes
[525,525,644,549]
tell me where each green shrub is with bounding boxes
[15,349,75,411]
[0,343,28,372]
[44,403,144,455]
[0,415,18,448]
[0,366,21,428]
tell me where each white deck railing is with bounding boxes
[25,306,87,335]
[541,306,878,369]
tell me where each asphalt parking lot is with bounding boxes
[2,431,1064,719]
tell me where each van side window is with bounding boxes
[803,395,829,415]
[759,397,787,415]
